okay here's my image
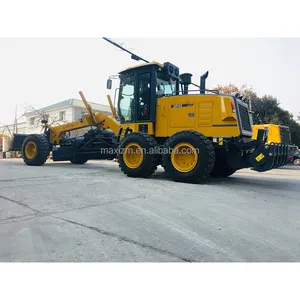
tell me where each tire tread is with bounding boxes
[118,132,160,178]
[162,130,215,183]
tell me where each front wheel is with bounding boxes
[118,132,160,178]
[22,134,50,166]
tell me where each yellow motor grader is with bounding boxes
[10,38,289,183]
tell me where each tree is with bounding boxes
[214,83,240,95]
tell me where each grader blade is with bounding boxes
[249,142,288,172]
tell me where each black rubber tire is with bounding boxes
[162,130,215,183]
[293,158,300,165]
[22,134,50,166]
[118,132,160,178]
[210,150,236,178]
[70,158,88,164]
[210,162,236,177]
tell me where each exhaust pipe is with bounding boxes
[200,71,209,94]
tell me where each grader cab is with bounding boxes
[10,38,289,183]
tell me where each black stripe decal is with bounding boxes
[171,103,194,108]
[212,124,238,127]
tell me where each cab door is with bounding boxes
[135,67,156,132]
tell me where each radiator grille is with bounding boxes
[237,102,252,132]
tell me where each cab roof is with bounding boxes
[119,61,164,74]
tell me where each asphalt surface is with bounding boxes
[0,158,299,262]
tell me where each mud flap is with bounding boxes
[249,143,288,172]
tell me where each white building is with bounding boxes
[23,98,111,135]
[0,98,112,152]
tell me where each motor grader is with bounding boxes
[10,38,289,183]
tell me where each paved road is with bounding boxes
[0,158,299,262]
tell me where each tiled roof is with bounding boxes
[37,99,74,111]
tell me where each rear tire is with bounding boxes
[162,130,215,183]
[22,134,50,166]
[210,161,236,177]
[118,132,160,178]
[210,150,236,178]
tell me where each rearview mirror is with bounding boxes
[107,79,112,90]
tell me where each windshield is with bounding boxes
[156,72,177,96]
[118,75,135,121]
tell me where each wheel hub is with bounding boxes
[25,141,37,159]
[123,142,144,169]
[171,142,198,172]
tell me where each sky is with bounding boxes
[0,38,299,125]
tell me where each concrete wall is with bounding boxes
[73,107,86,121]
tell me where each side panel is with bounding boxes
[251,124,266,140]
[120,122,154,135]
[155,95,241,138]
[170,103,196,128]
[198,102,213,127]
[267,126,280,143]
[155,99,168,137]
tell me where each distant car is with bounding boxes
[292,151,300,165]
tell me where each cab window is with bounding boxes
[118,75,135,122]
[137,72,151,121]
[156,72,176,96]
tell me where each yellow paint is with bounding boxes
[198,102,213,126]
[221,97,236,121]
[123,142,144,169]
[170,103,196,128]
[171,142,198,173]
[49,112,121,144]
[79,91,97,124]
[155,94,240,138]
[25,141,37,159]
[255,153,265,162]
[252,124,290,144]
[48,91,245,146]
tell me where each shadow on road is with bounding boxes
[276,165,300,170]
[25,160,300,191]
[211,176,291,189]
